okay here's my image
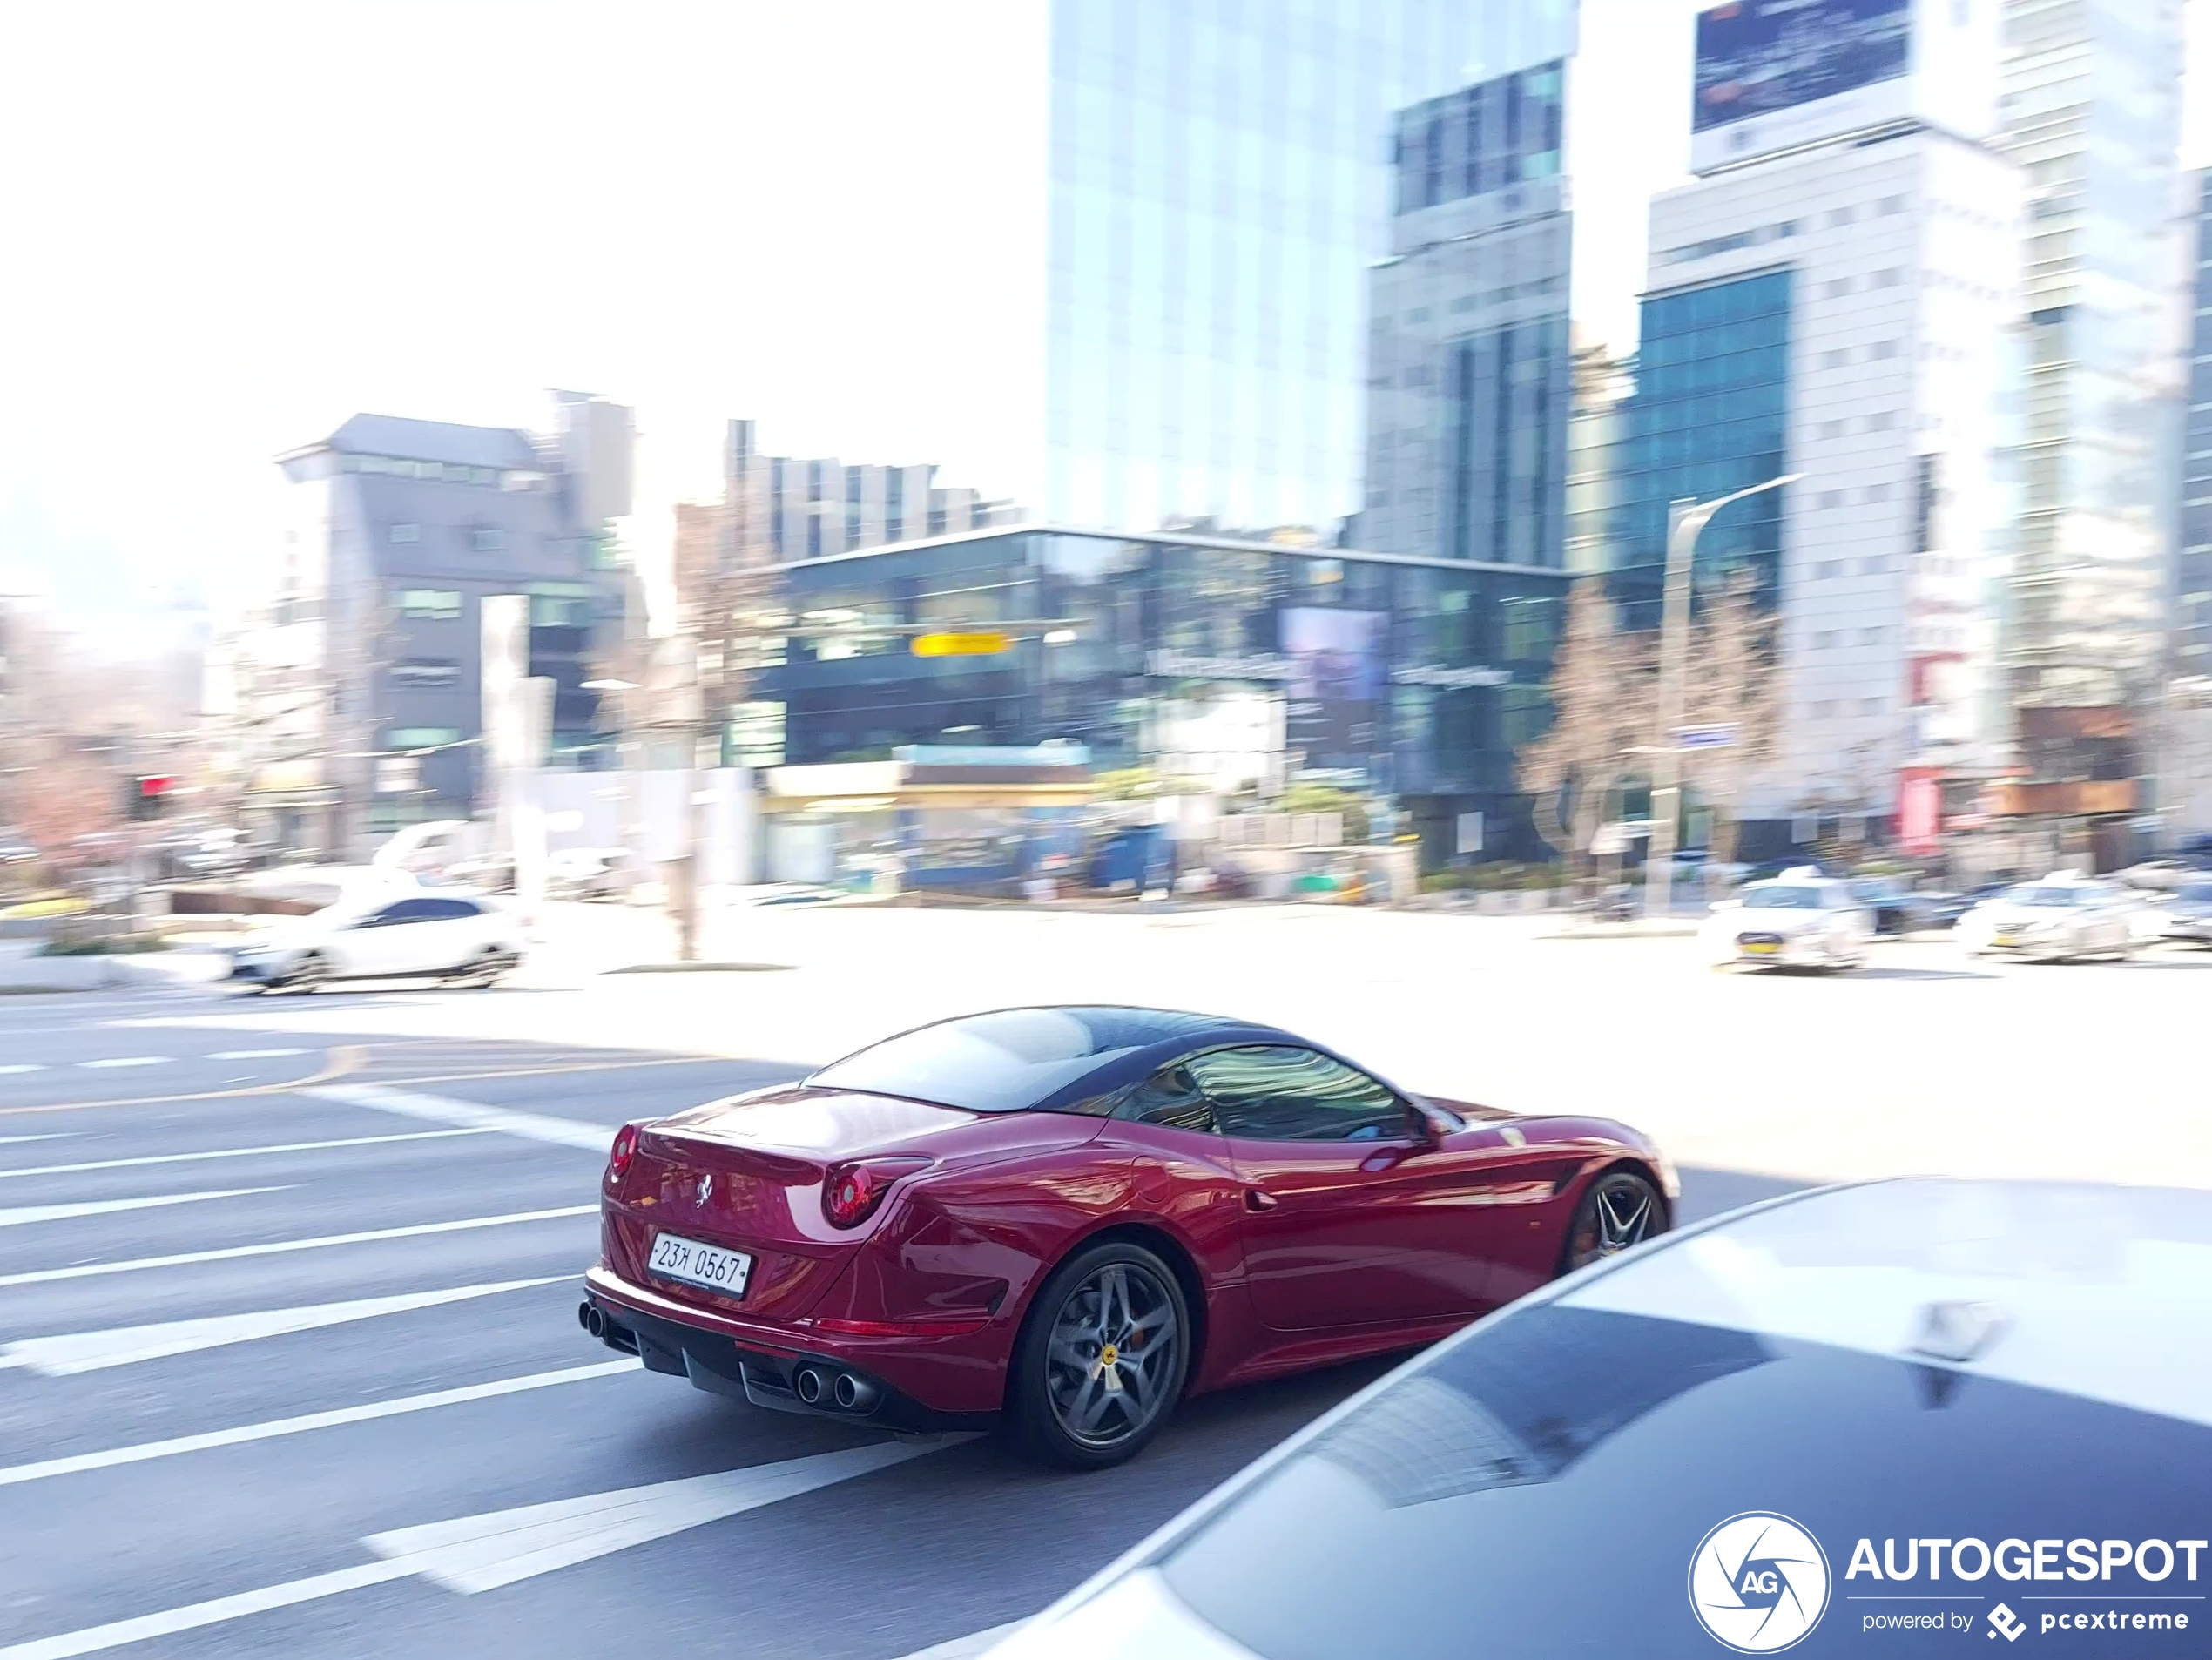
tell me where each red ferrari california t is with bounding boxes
[580,1006,1675,1467]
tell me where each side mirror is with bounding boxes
[1409,1103,1453,1147]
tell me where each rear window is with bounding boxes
[808,1008,1190,1112]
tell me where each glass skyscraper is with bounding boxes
[1046,0,1577,537]
[1363,59,1573,570]
[1612,271,1792,631]
[1998,0,2187,780]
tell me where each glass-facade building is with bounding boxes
[1363,59,1573,568]
[758,528,1569,865]
[1610,271,1792,631]
[2176,168,2212,672]
[1046,0,1577,536]
[1998,0,2186,748]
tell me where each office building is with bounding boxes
[1362,59,1574,569]
[240,399,635,853]
[1997,0,2188,858]
[752,524,1568,871]
[722,420,1018,563]
[1042,0,1577,536]
[1616,0,2020,849]
[2183,169,2212,675]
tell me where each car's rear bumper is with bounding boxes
[582,1263,1006,1427]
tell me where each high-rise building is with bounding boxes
[722,421,1017,563]
[1615,0,2020,853]
[240,401,636,854]
[1044,0,1577,536]
[2182,170,2212,675]
[1997,0,2188,860]
[1361,59,1575,570]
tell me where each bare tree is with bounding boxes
[1681,569,1780,862]
[1518,582,1655,881]
[664,476,785,958]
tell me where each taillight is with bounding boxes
[822,1156,931,1229]
[606,1124,641,1184]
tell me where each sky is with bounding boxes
[2,0,2209,651]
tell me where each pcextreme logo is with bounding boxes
[1689,1513,1832,1653]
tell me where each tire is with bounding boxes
[1007,1239,1191,1470]
[283,952,328,994]
[1560,1169,1666,1276]
[451,948,512,989]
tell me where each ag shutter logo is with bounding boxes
[1689,1513,1831,1652]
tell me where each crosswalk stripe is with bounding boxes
[0,1360,638,1488]
[0,1187,286,1231]
[0,1437,968,1658]
[0,1126,498,1181]
[0,1277,572,1376]
[312,1081,617,1151]
[0,1204,597,1287]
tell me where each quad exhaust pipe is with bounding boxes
[792,1365,826,1405]
[831,1372,880,1412]
[578,1300,604,1338]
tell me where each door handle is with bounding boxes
[1244,1187,1279,1212]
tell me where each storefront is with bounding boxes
[754,527,1568,870]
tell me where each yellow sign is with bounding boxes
[912,631,1011,658]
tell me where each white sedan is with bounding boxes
[1701,872,1870,972]
[229,892,523,991]
[1959,874,2138,962]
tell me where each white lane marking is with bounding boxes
[0,1562,417,1660]
[0,1360,639,1488]
[0,1437,969,1659]
[0,1205,596,1287]
[0,1277,571,1376]
[367,1436,971,1592]
[0,1126,499,1182]
[76,1056,171,1070]
[0,1065,46,1076]
[893,1623,1028,1660]
[0,1133,71,1146]
[312,1081,616,1151]
[205,1049,307,1060]
[0,1187,286,1232]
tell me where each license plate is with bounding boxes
[1993,931,2018,946]
[648,1231,753,1298]
[1743,941,1780,955]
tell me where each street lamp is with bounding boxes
[1645,473,1800,917]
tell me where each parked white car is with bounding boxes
[1959,872,2138,962]
[229,892,523,991]
[1700,868,1870,972]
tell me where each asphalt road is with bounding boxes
[0,982,1797,1660]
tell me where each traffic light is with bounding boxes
[128,775,175,821]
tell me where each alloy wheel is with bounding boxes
[1043,1260,1182,1451]
[1566,1173,1659,1271]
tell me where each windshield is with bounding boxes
[1742,886,1826,910]
[1156,1300,2209,1658]
[2018,887,2087,908]
[808,1007,1213,1112]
